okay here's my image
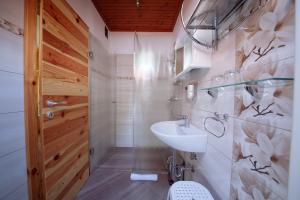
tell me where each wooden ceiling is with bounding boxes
[92,0,183,32]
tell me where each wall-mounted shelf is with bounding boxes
[199,77,294,91]
[174,41,211,82]
[181,0,271,49]
[181,0,247,49]
[175,66,206,81]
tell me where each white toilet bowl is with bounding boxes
[167,181,214,200]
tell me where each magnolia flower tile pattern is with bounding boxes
[230,0,294,199]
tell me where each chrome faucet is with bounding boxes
[178,114,190,127]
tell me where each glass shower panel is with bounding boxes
[133,33,175,172]
[89,33,115,171]
[115,54,135,147]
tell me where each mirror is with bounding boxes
[175,47,184,75]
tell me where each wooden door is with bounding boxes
[28,0,89,199]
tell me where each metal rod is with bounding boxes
[186,25,215,30]
[181,0,213,48]
[217,0,248,25]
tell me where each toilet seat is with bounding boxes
[167,181,214,200]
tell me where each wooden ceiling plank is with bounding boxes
[92,0,183,32]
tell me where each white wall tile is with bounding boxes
[0,112,25,157]
[0,71,24,113]
[0,1,27,199]
[0,0,24,29]
[0,29,23,74]
[0,149,27,199]
[185,144,232,200]
[116,133,133,147]
[2,183,28,200]
[191,109,234,160]
[116,54,134,67]
[116,124,133,136]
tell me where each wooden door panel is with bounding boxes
[40,0,89,199]
[43,106,88,129]
[44,140,89,175]
[43,11,88,59]
[55,163,90,200]
[42,44,88,76]
[43,30,88,63]
[43,0,88,46]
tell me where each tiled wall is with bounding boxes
[89,33,115,171]
[133,78,174,148]
[114,51,175,148]
[0,0,28,199]
[115,54,135,147]
[178,0,295,200]
[113,33,175,149]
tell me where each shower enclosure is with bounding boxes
[114,33,176,173]
[89,33,115,171]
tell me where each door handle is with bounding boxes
[47,100,67,107]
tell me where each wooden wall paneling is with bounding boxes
[24,0,45,199]
[92,0,183,32]
[40,0,90,199]
[25,0,90,199]
[42,11,88,60]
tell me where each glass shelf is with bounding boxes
[199,77,294,91]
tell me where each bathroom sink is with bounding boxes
[151,121,207,153]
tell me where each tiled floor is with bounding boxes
[76,148,171,200]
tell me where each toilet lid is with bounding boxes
[169,181,214,200]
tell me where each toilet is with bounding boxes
[167,181,214,200]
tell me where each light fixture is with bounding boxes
[136,0,140,7]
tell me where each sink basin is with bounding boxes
[151,121,207,153]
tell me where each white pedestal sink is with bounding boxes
[151,121,207,153]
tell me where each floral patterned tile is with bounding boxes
[234,84,294,131]
[230,167,284,200]
[231,119,291,199]
[235,0,295,70]
[234,0,295,132]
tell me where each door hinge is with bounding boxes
[89,148,95,156]
[88,51,94,59]
[36,69,41,117]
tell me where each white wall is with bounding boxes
[110,32,135,54]
[115,54,135,147]
[0,0,28,199]
[111,32,175,148]
[288,0,300,199]
[110,32,174,54]
[67,0,110,51]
